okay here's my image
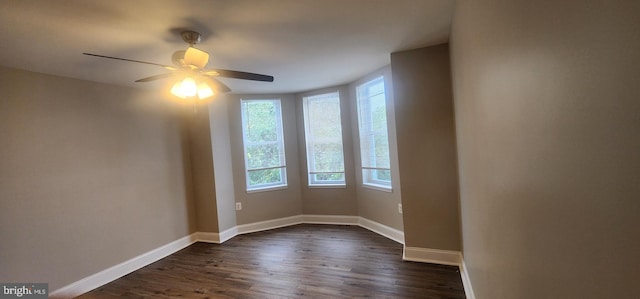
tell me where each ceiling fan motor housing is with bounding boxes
[181,31,202,46]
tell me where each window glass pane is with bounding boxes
[312,143,344,172]
[356,76,392,188]
[357,76,385,99]
[245,144,281,169]
[241,99,287,191]
[248,168,284,186]
[303,91,346,186]
[243,101,277,142]
[373,132,390,168]
[314,173,345,182]
[373,169,391,181]
[371,93,388,131]
[308,98,342,138]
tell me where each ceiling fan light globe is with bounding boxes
[170,81,186,99]
[197,83,215,100]
[170,77,198,99]
[180,77,198,97]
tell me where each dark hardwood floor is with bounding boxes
[77,224,465,298]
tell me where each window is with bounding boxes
[241,99,287,191]
[356,76,392,189]
[303,91,346,186]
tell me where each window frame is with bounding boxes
[355,75,393,191]
[302,90,346,187]
[240,98,288,192]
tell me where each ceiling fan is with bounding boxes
[83,30,274,99]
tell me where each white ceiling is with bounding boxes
[0,0,454,94]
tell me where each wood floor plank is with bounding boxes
[77,224,465,298]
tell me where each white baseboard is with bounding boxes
[194,215,403,246]
[358,217,405,244]
[218,226,238,243]
[402,246,462,266]
[196,227,238,244]
[460,257,476,299]
[236,215,303,235]
[196,232,220,243]
[232,215,403,245]
[50,233,197,299]
[401,246,476,298]
[50,215,407,298]
[302,214,359,225]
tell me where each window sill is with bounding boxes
[308,184,347,189]
[246,184,288,193]
[362,183,392,193]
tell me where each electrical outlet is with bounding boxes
[398,203,403,214]
[235,202,242,211]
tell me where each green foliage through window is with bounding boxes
[241,99,287,190]
[303,91,346,186]
[356,76,392,189]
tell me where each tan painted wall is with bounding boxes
[0,66,197,290]
[348,67,404,231]
[391,45,461,250]
[209,96,237,232]
[227,94,303,224]
[188,106,219,232]
[188,95,238,233]
[295,86,358,215]
[451,0,640,298]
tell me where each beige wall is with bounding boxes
[188,95,238,233]
[391,45,461,250]
[0,66,197,290]
[349,67,404,231]
[227,94,303,224]
[295,86,358,215]
[188,105,219,232]
[451,0,640,298]
[209,96,237,232]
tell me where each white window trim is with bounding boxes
[361,166,392,189]
[308,184,347,189]
[246,183,289,194]
[362,182,393,193]
[302,91,346,187]
[356,75,393,191]
[241,99,288,192]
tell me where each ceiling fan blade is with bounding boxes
[83,53,173,69]
[208,77,232,93]
[212,69,274,82]
[135,73,174,82]
[183,47,209,69]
